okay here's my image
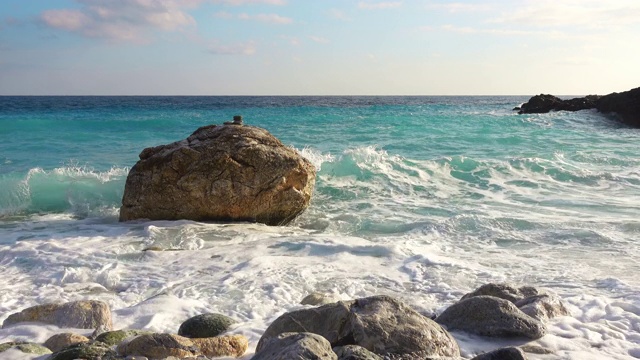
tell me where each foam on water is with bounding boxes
[1,96,640,359]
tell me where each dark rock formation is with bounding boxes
[257,295,460,358]
[119,124,316,226]
[517,87,640,128]
[597,87,640,127]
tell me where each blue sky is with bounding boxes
[1,0,639,95]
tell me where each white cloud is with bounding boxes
[238,13,293,24]
[40,0,197,42]
[440,24,565,38]
[208,40,256,55]
[490,0,640,30]
[358,2,402,10]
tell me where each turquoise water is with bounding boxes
[2,96,637,221]
[1,96,640,359]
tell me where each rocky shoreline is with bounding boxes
[515,87,640,128]
[1,283,569,359]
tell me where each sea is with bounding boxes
[0,96,639,359]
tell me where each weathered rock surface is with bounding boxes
[94,329,153,346]
[120,124,316,226]
[461,283,541,303]
[252,332,337,360]
[347,296,459,357]
[116,333,200,358]
[517,87,640,128]
[48,342,117,360]
[257,295,459,358]
[515,294,570,322]
[257,301,353,350]
[471,346,527,360]
[0,341,52,355]
[191,334,248,358]
[2,300,112,330]
[44,332,90,352]
[462,283,569,324]
[436,296,546,339]
[333,344,382,360]
[178,313,236,338]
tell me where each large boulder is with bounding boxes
[2,300,112,330]
[120,124,316,226]
[257,295,459,358]
[462,283,569,324]
[435,296,546,339]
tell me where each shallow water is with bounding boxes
[1,96,639,359]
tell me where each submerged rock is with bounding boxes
[119,124,316,226]
[2,300,112,330]
[178,313,236,338]
[257,295,459,358]
[436,295,546,339]
[253,332,337,360]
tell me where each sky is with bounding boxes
[0,0,639,95]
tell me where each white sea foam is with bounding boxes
[1,147,640,359]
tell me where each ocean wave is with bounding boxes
[0,165,128,218]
